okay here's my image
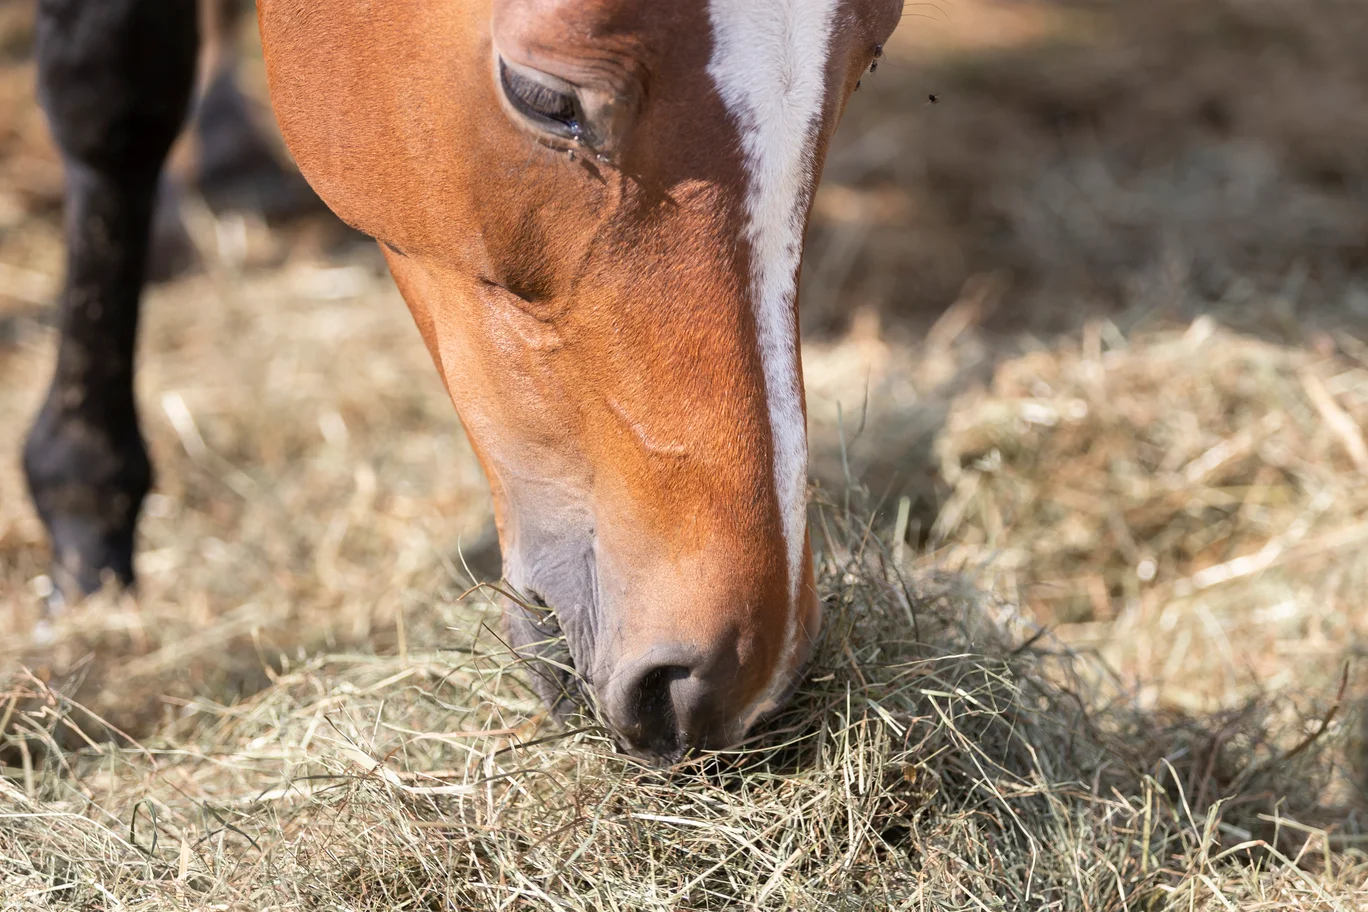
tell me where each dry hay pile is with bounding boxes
[933,317,1368,710]
[3,499,1363,911]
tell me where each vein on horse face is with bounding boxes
[706,0,837,728]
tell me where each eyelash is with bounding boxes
[500,60,582,137]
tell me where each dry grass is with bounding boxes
[5,0,1368,908]
[935,317,1368,647]
[6,302,1368,906]
[805,307,1368,715]
[1,260,494,740]
[3,506,1364,910]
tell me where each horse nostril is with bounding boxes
[606,657,734,762]
[636,665,683,724]
[610,663,690,759]
[603,641,745,763]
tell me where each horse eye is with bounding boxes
[499,59,582,139]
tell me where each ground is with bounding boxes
[4,1,1368,908]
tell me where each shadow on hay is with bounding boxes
[805,0,1368,340]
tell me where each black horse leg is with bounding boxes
[23,1,197,599]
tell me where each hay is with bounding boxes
[3,498,1364,910]
[932,316,1368,712]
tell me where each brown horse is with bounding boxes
[24,0,903,762]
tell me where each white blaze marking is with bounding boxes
[707,0,838,724]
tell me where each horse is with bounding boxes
[22,0,904,763]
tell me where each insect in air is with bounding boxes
[927,93,940,105]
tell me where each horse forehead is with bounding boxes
[494,0,686,48]
[494,0,879,63]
